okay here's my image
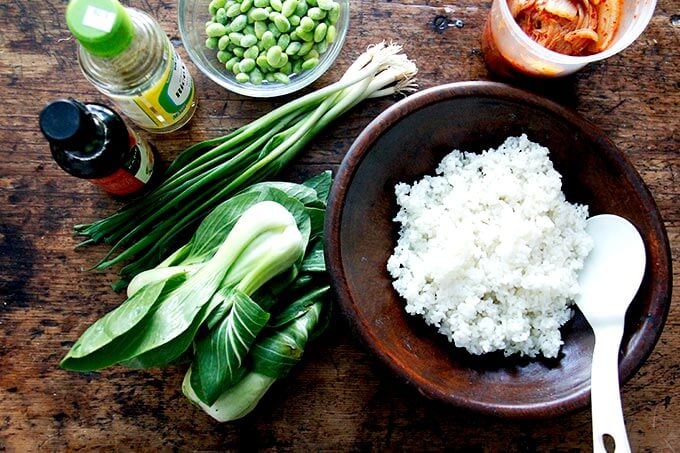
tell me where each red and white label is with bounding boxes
[88,129,154,196]
[90,168,146,195]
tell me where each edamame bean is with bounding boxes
[206,23,228,37]
[244,44,260,59]
[317,0,334,11]
[270,0,283,12]
[296,28,314,42]
[297,40,314,56]
[265,73,276,82]
[260,30,276,49]
[267,22,282,38]
[299,16,315,32]
[294,0,308,16]
[280,61,293,75]
[307,7,325,20]
[250,68,264,84]
[305,0,317,6]
[285,41,302,55]
[293,59,303,74]
[229,32,245,45]
[303,49,319,60]
[277,33,291,49]
[236,72,250,83]
[254,0,269,6]
[277,53,290,68]
[226,3,241,17]
[218,35,231,50]
[233,46,245,57]
[256,54,272,71]
[313,22,327,42]
[240,33,258,47]
[301,57,318,70]
[254,20,268,38]
[325,24,336,43]
[240,0,254,13]
[273,72,290,83]
[273,13,291,32]
[217,50,231,63]
[239,58,256,73]
[314,40,328,54]
[327,2,340,23]
[230,14,248,31]
[266,45,286,68]
[215,8,228,24]
[249,7,269,21]
[281,0,298,17]
[205,37,219,49]
[289,14,300,26]
[225,56,240,71]
[209,0,226,14]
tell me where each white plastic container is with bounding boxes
[481,0,657,78]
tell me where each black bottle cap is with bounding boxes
[39,99,96,148]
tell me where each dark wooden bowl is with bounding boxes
[324,81,672,419]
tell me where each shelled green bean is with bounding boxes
[205,0,341,84]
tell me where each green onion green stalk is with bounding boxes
[74,42,418,284]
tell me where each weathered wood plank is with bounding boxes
[1,0,678,450]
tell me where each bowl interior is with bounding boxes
[178,0,349,97]
[326,82,672,418]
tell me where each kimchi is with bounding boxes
[509,0,622,55]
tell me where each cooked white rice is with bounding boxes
[386,135,593,358]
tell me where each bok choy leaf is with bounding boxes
[190,290,270,405]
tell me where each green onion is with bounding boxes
[75,42,418,282]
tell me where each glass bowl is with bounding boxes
[178,0,349,97]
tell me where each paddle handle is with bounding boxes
[590,322,631,453]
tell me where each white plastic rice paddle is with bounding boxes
[575,214,646,453]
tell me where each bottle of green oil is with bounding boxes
[66,0,197,133]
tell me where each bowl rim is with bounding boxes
[177,0,350,98]
[324,80,673,419]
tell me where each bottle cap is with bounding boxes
[39,99,95,149]
[39,100,131,180]
[66,0,135,58]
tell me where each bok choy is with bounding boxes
[62,173,333,421]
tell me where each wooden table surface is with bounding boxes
[1,0,678,450]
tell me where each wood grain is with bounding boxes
[1,0,678,450]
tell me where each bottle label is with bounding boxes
[88,129,155,196]
[90,168,146,195]
[128,129,154,184]
[110,47,195,131]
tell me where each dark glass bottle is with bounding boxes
[39,98,155,196]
